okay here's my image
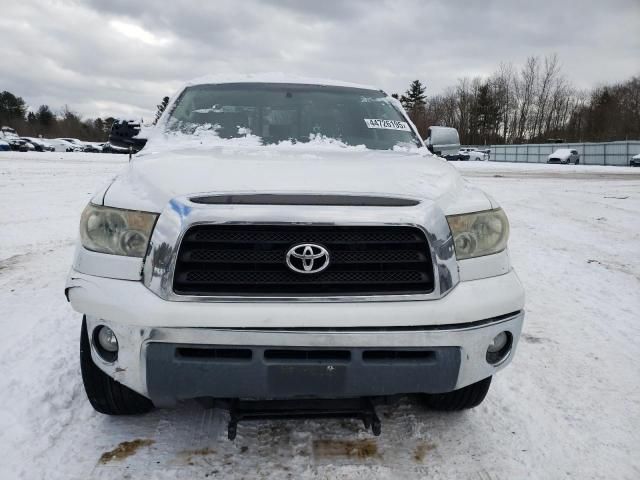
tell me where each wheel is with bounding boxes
[423,377,492,411]
[80,317,154,415]
[575,159,579,165]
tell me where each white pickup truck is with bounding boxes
[66,75,524,420]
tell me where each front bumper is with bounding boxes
[83,312,523,406]
[70,269,525,406]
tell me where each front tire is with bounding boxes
[423,376,492,411]
[80,317,154,415]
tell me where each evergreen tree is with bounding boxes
[400,80,427,115]
[472,82,501,144]
[399,80,428,136]
[0,91,27,125]
[154,96,170,124]
[36,105,55,127]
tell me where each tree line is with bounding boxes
[0,91,117,141]
[396,54,640,145]
[3,55,639,145]
[0,92,171,142]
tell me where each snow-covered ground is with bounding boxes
[1,153,639,479]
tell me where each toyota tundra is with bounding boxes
[66,75,524,419]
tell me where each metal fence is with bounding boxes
[482,141,640,166]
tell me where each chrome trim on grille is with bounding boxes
[142,192,459,302]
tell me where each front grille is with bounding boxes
[173,225,434,296]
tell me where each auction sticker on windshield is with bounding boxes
[364,119,410,131]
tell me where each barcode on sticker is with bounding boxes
[364,119,410,131]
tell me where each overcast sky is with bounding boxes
[1,0,638,121]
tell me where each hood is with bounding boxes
[102,146,492,215]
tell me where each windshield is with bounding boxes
[164,83,421,150]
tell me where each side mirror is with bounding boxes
[424,126,460,156]
[108,119,147,152]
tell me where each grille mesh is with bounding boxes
[173,225,434,296]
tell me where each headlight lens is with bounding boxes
[80,204,158,257]
[446,208,509,260]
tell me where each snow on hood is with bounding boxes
[103,145,492,215]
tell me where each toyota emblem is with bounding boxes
[285,243,330,274]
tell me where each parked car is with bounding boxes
[445,152,470,161]
[84,142,104,153]
[46,139,78,152]
[630,153,640,167]
[81,142,103,153]
[0,139,10,151]
[1,126,19,141]
[460,148,489,161]
[57,138,98,153]
[1,126,28,151]
[7,138,29,152]
[21,137,55,152]
[548,148,580,164]
[66,76,524,432]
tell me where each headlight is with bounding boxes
[446,208,509,260]
[80,204,158,257]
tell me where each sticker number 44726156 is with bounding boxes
[364,118,410,131]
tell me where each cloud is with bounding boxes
[109,20,172,47]
[0,0,638,121]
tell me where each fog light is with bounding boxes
[97,326,118,352]
[488,332,508,353]
[94,325,118,362]
[486,331,512,365]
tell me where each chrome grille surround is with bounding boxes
[142,192,459,302]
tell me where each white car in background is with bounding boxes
[630,153,640,167]
[460,147,489,161]
[548,148,580,165]
[47,139,80,152]
[56,138,89,151]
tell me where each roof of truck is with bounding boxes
[183,73,382,92]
